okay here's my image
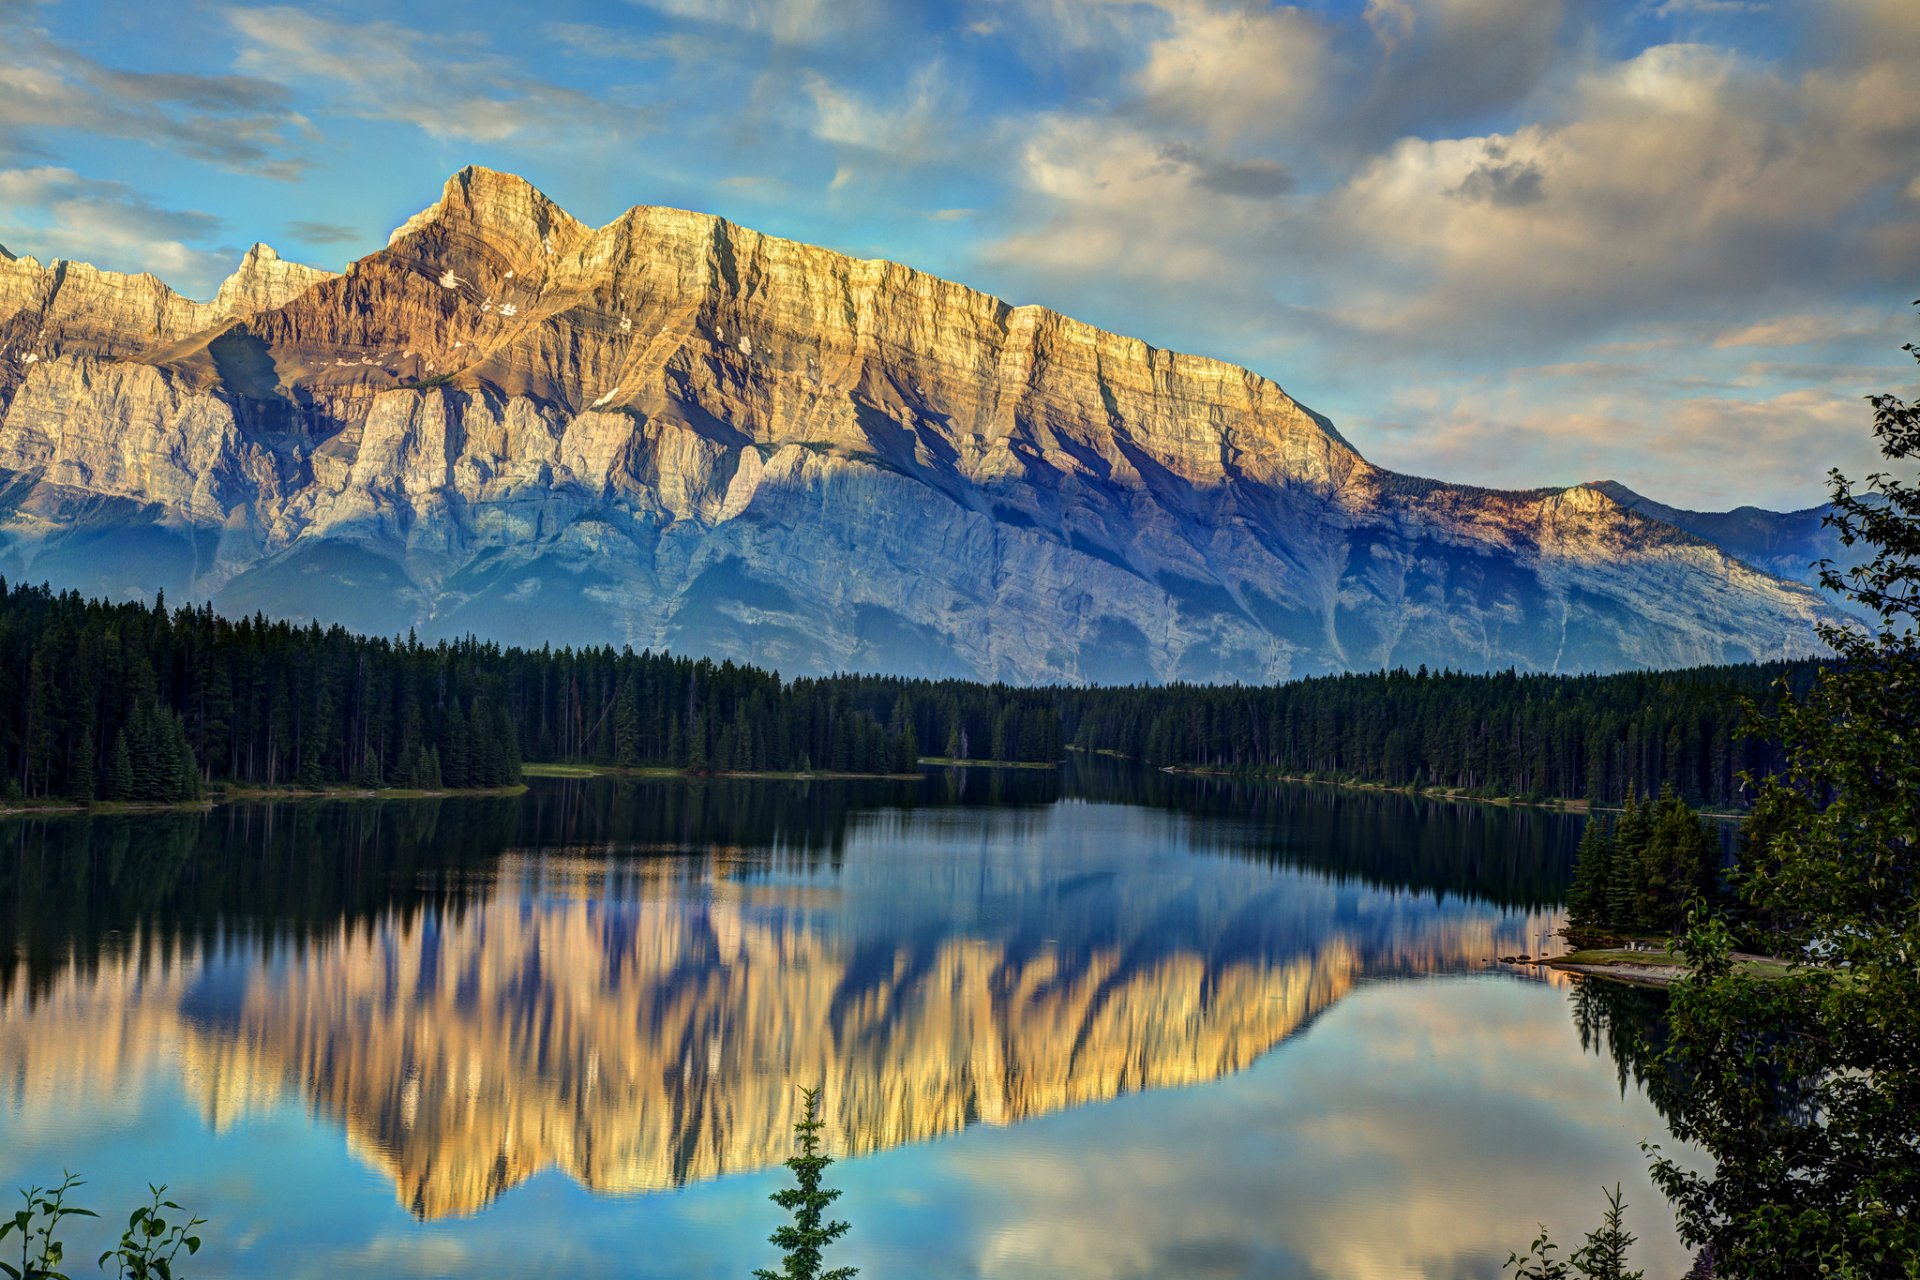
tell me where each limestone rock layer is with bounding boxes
[0,168,1834,680]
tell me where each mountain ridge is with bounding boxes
[0,166,1837,682]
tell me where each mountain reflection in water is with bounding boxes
[0,766,1576,1222]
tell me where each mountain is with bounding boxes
[1586,480,1866,618]
[0,167,1838,681]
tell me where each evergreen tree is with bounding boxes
[1636,787,1712,933]
[1607,785,1651,930]
[1566,816,1614,930]
[613,678,639,767]
[1567,1185,1642,1280]
[107,731,134,802]
[68,726,95,803]
[687,709,709,774]
[753,1086,856,1280]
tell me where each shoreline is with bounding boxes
[0,782,529,820]
[522,763,926,782]
[1138,759,1745,820]
[1514,946,1799,988]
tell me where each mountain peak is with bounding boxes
[211,241,333,317]
[387,165,588,259]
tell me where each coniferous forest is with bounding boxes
[0,575,1812,807]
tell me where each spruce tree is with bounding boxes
[614,678,639,767]
[1567,816,1614,930]
[1607,784,1651,931]
[1638,787,1712,933]
[107,730,134,802]
[66,725,95,803]
[754,1086,857,1280]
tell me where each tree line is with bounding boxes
[0,575,1816,807]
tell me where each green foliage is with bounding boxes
[1506,1186,1643,1280]
[1568,1185,1642,1280]
[753,1086,856,1280]
[98,1186,203,1280]
[0,1174,96,1280]
[1647,310,1920,1276]
[0,1179,203,1280]
[1566,784,1714,934]
[1566,816,1614,929]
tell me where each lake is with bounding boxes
[0,763,1696,1278]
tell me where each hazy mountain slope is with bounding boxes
[1587,479,1866,618]
[0,168,1837,680]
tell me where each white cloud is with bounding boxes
[0,8,308,176]
[626,0,882,45]
[1133,2,1329,141]
[0,167,230,294]
[228,6,641,144]
[1317,38,1920,345]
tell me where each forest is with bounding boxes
[0,575,1813,807]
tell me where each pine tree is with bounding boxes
[1607,784,1650,930]
[614,678,639,767]
[687,709,708,774]
[1567,816,1614,929]
[68,725,95,803]
[1638,786,1713,933]
[753,1086,857,1280]
[107,730,134,801]
[1567,1185,1643,1280]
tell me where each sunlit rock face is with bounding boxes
[0,807,1560,1220]
[0,169,1835,679]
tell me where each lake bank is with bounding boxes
[1519,946,1800,988]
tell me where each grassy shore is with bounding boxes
[1137,758,1746,820]
[917,756,1060,770]
[0,781,526,820]
[521,762,924,782]
[1531,945,1801,987]
[220,783,528,802]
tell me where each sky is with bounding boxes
[1,0,1916,511]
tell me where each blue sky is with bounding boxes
[2,0,1915,509]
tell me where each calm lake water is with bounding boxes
[0,764,1696,1278]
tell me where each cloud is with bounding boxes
[285,219,363,246]
[1349,0,1569,144]
[1354,369,1888,510]
[625,0,882,45]
[1317,38,1920,347]
[799,62,995,193]
[542,21,695,63]
[0,167,230,294]
[987,118,1296,298]
[228,6,643,144]
[0,8,308,176]
[1133,2,1329,142]
[1647,0,1769,13]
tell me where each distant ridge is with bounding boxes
[0,166,1836,682]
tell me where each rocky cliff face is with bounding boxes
[0,169,1836,680]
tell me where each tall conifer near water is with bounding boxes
[1606,784,1651,929]
[1567,817,1614,929]
[754,1086,856,1280]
